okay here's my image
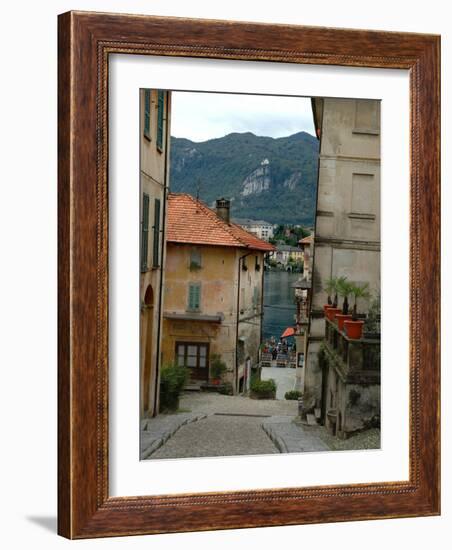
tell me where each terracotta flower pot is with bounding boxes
[326,307,341,321]
[323,304,333,313]
[211,378,221,386]
[344,319,364,339]
[335,313,353,331]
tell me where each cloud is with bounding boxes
[170,91,315,142]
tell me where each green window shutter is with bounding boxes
[152,198,161,267]
[157,91,164,150]
[188,283,201,311]
[144,90,151,139]
[253,286,259,308]
[141,193,150,271]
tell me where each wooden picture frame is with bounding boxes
[58,11,440,539]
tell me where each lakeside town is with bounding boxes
[140,91,381,459]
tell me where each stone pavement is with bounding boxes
[142,390,332,459]
[262,416,329,453]
[151,414,279,459]
[141,412,207,459]
[178,390,298,416]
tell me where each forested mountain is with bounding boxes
[170,131,319,225]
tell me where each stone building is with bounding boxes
[140,89,171,417]
[272,244,304,268]
[233,218,274,241]
[303,97,381,437]
[161,194,275,393]
[298,234,314,278]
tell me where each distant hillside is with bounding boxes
[169,131,319,225]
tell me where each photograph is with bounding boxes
[139,90,381,460]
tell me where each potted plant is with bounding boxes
[324,277,342,320]
[335,277,353,330]
[159,362,188,413]
[364,292,381,339]
[250,378,277,399]
[344,283,371,339]
[210,353,227,385]
[323,277,336,310]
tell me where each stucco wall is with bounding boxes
[139,89,171,416]
[305,97,381,410]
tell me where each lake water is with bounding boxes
[262,270,298,341]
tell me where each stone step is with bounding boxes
[306,413,318,426]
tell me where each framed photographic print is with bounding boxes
[58,11,440,538]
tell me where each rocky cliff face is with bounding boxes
[170,131,319,225]
[241,160,271,196]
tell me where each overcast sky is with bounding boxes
[170,91,315,142]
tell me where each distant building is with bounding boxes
[140,89,171,417]
[233,218,274,241]
[161,194,275,394]
[298,234,314,278]
[272,244,304,267]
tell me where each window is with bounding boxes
[189,248,202,270]
[152,198,161,267]
[188,283,201,311]
[143,89,151,140]
[156,90,164,150]
[252,286,260,308]
[140,193,150,272]
[255,256,261,271]
[176,342,208,369]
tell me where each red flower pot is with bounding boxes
[344,319,364,339]
[326,307,341,321]
[323,304,333,313]
[335,313,353,331]
[211,378,221,386]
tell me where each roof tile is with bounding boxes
[167,193,275,252]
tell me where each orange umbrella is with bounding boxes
[281,327,295,338]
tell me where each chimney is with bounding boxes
[216,198,230,223]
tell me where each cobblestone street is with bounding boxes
[141,386,380,459]
[141,381,331,459]
[151,414,279,458]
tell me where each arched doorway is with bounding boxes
[142,285,154,414]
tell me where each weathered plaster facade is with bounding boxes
[304,98,381,428]
[162,243,267,393]
[140,89,171,417]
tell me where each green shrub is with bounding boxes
[159,362,188,412]
[210,353,227,380]
[218,382,234,395]
[285,390,302,400]
[250,378,277,399]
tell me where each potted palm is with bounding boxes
[335,277,353,330]
[344,283,371,339]
[324,277,341,320]
[323,277,336,312]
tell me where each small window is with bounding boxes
[189,248,202,270]
[188,283,201,311]
[252,286,260,308]
[156,90,164,150]
[255,256,261,271]
[143,90,151,140]
[176,342,209,370]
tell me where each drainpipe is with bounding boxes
[260,253,266,358]
[236,250,253,394]
[152,92,171,416]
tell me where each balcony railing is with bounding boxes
[323,318,380,383]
